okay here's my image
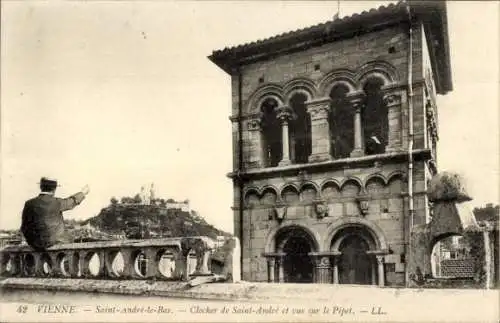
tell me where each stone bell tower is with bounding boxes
[209,1,452,287]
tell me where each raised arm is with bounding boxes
[58,185,90,211]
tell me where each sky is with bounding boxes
[1,1,498,233]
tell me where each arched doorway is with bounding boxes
[275,226,317,283]
[283,235,313,283]
[330,225,378,285]
[338,235,373,284]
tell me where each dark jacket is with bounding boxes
[21,192,85,250]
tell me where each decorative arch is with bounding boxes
[320,179,341,200]
[299,182,319,202]
[320,178,342,191]
[364,174,388,188]
[387,170,405,183]
[318,69,357,96]
[365,174,388,196]
[340,177,363,191]
[280,183,300,204]
[246,83,284,113]
[299,181,320,194]
[243,186,261,197]
[261,185,280,196]
[387,171,405,194]
[260,186,279,206]
[264,224,321,253]
[355,60,399,89]
[324,217,388,252]
[283,78,317,103]
[244,188,261,207]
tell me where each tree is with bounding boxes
[121,197,134,204]
[473,204,499,223]
[110,197,118,205]
[133,194,142,204]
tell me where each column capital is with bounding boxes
[306,99,331,120]
[383,93,402,107]
[266,257,276,265]
[276,106,294,122]
[312,256,330,268]
[247,116,262,131]
[347,93,366,113]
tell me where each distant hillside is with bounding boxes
[81,201,231,240]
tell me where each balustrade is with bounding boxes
[0,236,222,281]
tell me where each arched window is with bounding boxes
[329,85,354,159]
[289,93,311,164]
[261,98,282,167]
[362,78,388,155]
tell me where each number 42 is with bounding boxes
[17,305,28,314]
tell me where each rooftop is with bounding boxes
[209,0,452,94]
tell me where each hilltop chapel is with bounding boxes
[209,1,452,287]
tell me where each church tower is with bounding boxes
[209,1,452,287]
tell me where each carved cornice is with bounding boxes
[227,149,433,180]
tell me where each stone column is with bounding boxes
[350,95,365,157]
[78,251,90,278]
[144,248,160,279]
[376,255,385,287]
[276,106,293,166]
[275,254,286,283]
[120,248,137,279]
[266,257,276,282]
[383,92,403,152]
[195,248,212,276]
[67,251,80,278]
[371,263,377,286]
[306,97,333,162]
[332,256,340,284]
[312,256,332,284]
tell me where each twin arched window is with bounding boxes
[259,76,389,167]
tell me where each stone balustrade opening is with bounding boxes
[0,236,237,282]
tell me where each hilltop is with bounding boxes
[79,196,232,240]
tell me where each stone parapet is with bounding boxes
[0,236,240,283]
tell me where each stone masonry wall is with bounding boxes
[229,23,429,170]
[230,22,434,286]
[238,162,411,285]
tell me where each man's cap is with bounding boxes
[38,177,60,187]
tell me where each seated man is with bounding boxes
[21,177,90,250]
